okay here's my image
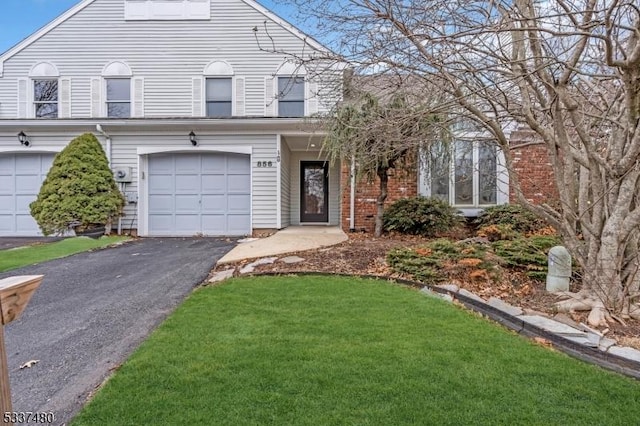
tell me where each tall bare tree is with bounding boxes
[265,0,640,325]
[323,85,440,236]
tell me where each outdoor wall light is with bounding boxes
[17,131,30,147]
[189,131,198,146]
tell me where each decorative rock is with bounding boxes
[458,288,485,303]
[487,297,523,316]
[239,264,255,274]
[239,256,278,274]
[598,337,617,352]
[520,315,586,337]
[280,256,305,264]
[546,245,571,292]
[436,284,459,293]
[209,269,235,283]
[251,257,278,266]
[608,346,640,363]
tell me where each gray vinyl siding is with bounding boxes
[0,0,338,118]
[280,141,291,227]
[289,151,339,226]
[108,133,277,230]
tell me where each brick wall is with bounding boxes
[341,164,418,233]
[509,130,558,204]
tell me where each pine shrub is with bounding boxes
[30,133,124,236]
[382,196,461,236]
[473,204,549,234]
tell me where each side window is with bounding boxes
[33,79,58,118]
[205,78,232,117]
[278,76,304,117]
[106,78,131,118]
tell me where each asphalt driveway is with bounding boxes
[0,237,236,425]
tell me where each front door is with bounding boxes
[300,161,329,223]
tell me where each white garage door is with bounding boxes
[148,152,251,236]
[0,153,55,236]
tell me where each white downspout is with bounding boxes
[349,157,356,232]
[96,124,120,234]
[96,124,111,165]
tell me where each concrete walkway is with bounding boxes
[218,226,348,264]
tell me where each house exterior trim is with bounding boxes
[0,0,99,77]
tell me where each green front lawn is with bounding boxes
[72,275,640,425]
[0,236,130,272]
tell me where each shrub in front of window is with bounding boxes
[30,133,125,236]
[473,204,549,234]
[382,196,461,236]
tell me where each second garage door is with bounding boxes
[148,152,251,236]
[0,153,55,236]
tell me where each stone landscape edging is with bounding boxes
[244,271,640,380]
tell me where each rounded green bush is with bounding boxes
[382,196,461,236]
[473,204,549,234]
[30,133,124,236]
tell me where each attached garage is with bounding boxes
[0,153,54,236]
[147,152,251,236]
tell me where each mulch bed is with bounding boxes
[216,232,640,349]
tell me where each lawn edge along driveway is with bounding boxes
[0,236,130,272]
[1,237,236,425]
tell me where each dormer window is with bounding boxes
[33,79,58,118]
[29,62,60,119]
[205,78,232,117]
[106,78,131,118]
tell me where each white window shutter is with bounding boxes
[264,76,276,116]
[59,77,71,118]
[234,77,245,116]
[132,77,145,117]
[17,78,28,118]
[90,77,102,117]
[306,81,318,115]
[192,77,203,117]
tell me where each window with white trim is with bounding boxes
[33,79,58,118]
[106,78,131,118]
[277,76,304,117]
[205,78,232,117]
[424,138,506,213]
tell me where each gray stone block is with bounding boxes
[563,335,598,348]
[487,297,523,316]
[458,288,485,303]
[608,346,640,362]
[209,269,235,283]
[436,284,459,293]
[520,315,586,337]
[281,256,305,264]
[598,337,617,351]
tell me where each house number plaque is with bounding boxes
[257,161,273,167]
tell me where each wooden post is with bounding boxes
[0,275,43,426]
[0,324,11,420]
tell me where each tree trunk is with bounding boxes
[374,166,389,237]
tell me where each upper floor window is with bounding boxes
[277,76,304,117]
[206,78,232,117]
[101,61,134,118]
[29,62,60,119]
[106,78,131,118]
[33,79,58,118]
